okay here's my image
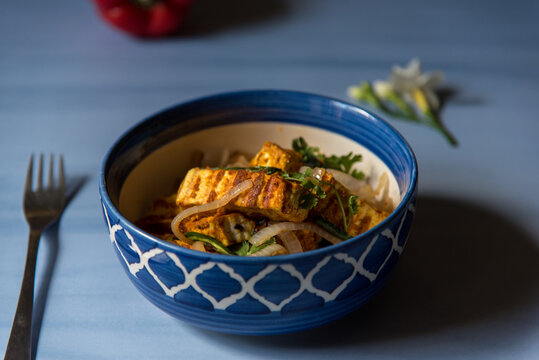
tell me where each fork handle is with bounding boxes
[4,230,41,360]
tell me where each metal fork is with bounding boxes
[4,154,66,360]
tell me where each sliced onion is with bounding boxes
[326,169,368,195]
[278,231,303,254]
[191,241,206,252]
[374,172,388,196]
[249,222,342,246]
[248,243,287,257]
[328,169,394,212]
[171,179,253,243]
[218,148,231,167]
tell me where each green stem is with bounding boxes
[184,232,233,255]
[432,119,458,146]
[333,187,348,231]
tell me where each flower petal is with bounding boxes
[421,71,445,88]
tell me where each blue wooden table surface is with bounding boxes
[1,0,538,359]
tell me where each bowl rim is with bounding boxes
[99,89,417,263]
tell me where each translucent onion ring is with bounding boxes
[171,179,253,243]
[278,231,303,254]
[325,169,371,199]
[328,169,393,212]
[249,222,343,246]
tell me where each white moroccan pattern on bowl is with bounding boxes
[99,90,417,335]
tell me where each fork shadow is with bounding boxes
[192,195,539,348]
[30,175,87,360]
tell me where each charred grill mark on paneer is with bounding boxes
[176,168,309,222]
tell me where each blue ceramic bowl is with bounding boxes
[99,90,417,335]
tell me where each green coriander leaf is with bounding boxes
[247,237,277,255]
[348,195,359,215]
[292,137,323,167]
[350,169,365,180]
[291,137,364,177]
[282,171,305,182]
[321,152,363,174]
[299,193,318,209]
[282,168,327,210]
[233,241,250,256]
[314,185,326,198]
[302,179,315,191]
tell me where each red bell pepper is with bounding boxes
[93,0,192,38]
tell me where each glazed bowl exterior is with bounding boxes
[99,90,417,335]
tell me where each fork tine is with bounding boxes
[58,154,65,191]
[47,153,54,190]
[24,154,34,193]
[37,153,44,191]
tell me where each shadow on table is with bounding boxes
[30,175,87,360]
[194,195,539,347]
[181,0,290,36]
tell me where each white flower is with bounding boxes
[372,80,393,97]
[389,58,444,111]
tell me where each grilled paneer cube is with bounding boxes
[176,168,308,222]
[250,141,303,172]
[180,212,255,246]
[346,201,389,235]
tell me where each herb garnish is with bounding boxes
[215,165,353,233]
[211,165,330,213]
[292,137,364,180]
[232,237,276,256]
[348,195,359,215]
[292,137,324,168]
[184,232,277,256]
[282,168,351,233]
[184,232,234,255]
[212,138,365,235]
[314,216,351,240]
[282,168,326,209]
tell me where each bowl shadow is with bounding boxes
[192,194,539,347]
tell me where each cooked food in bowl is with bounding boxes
[100,90,417,334]
[136,137,396,256]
